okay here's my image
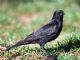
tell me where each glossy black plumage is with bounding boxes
[5,10,64,51]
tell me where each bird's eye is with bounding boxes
[59,12,63,16]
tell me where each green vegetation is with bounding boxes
[0,0,80,60]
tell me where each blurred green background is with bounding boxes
[0,0,80,60]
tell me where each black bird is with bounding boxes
[5,10,64,52]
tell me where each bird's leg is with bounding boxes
[39,43,48,56]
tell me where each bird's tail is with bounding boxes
[5,44,17,51]
[5,40,29,51]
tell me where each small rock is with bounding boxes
[45,55,58,60]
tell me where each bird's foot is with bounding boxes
[43,49,49,56]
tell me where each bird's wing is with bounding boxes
[23,33,39,43]
[34,21,57,38]
[24,20,58,42]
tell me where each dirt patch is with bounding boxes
[0,57,7,60]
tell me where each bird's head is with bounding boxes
[52,10,64,19]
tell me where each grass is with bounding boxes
[0,31,80,60]
[0,0,80,60]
